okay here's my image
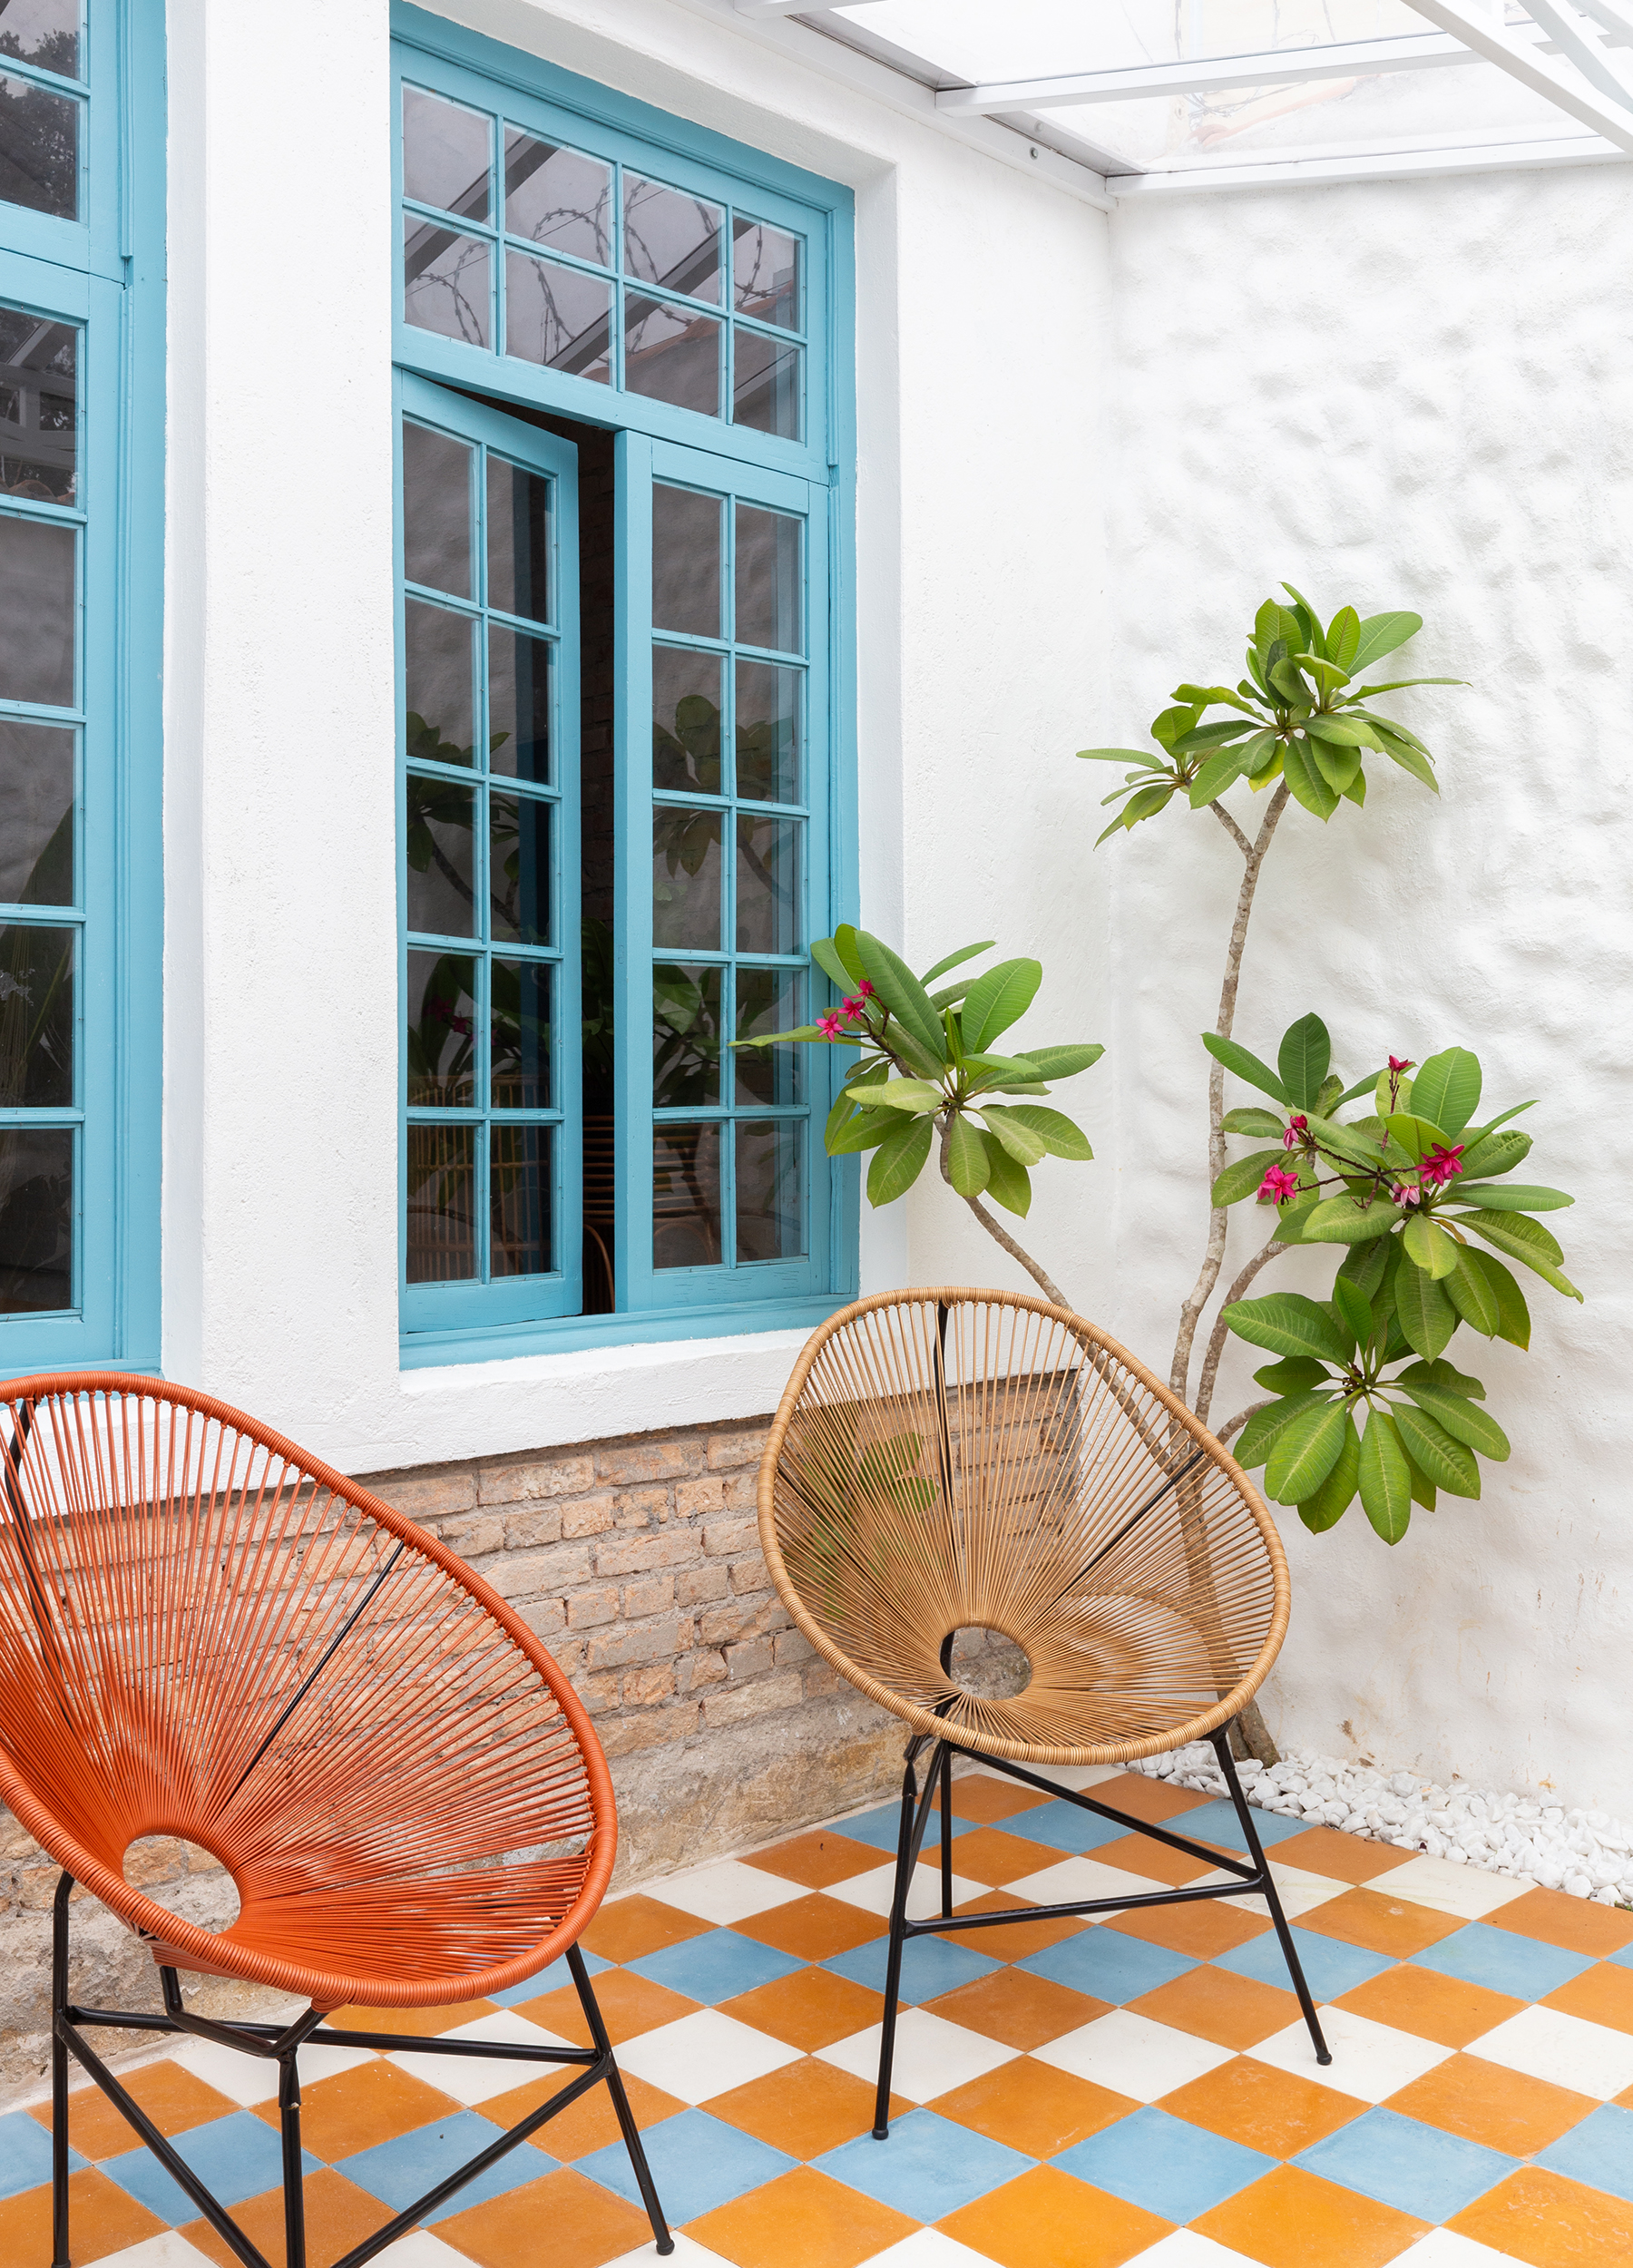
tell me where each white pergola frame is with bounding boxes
[700,0,1633,197]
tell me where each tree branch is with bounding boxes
[1214,1399,1269,1448]
[1194,1237,1289,1428]
[938,1120,1070,1310]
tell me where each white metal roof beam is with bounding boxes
[1406,0,1633,146]
[733,0,882,16]
[1521,0,1633,106]
[934,30,1517,114]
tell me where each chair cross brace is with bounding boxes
[49,1872,675,2268]
[871,1723,1332,2137]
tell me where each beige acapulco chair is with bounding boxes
[758,1289,1332,2136]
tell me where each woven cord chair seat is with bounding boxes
[0,1374,612,2010]
[758,1290,1289,1766]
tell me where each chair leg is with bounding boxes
[938,1743,954,1921]
[278,2050,308,2268]
[52,1872,72,2268]
[873,1758,921,2139]
[1212,1727,1332,2066]
[568,1947,674,2256]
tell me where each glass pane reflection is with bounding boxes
[653,1122,720,1269]
[492,958,551,1108]
[735,662,800,805]
[406,1123,476,1283]
[491,791,550,944]
[0,719,73,905]
[732,218,800,328]
[652,484,721,636]
[406,949,477,1106]
[0,1127,72,1314]
[404,600,474,766]
[653,963,721,1109]
[737,1120,803,1262]
[734,329,801,441]
[491,1123,551,1276]
[402,422,472,598]
[504,251,611,386]
[735,503,801,653]
[0,512,73,708]
[0,307,75,503]
[652,807,721,952]
[735,968,802,1106]
[504,131,612,266]
[736,815,799,955]
[486,456,550,623]
[0,922,72,1105]
[624,293,720,417]
[0,74,77,219]
[652,645,722,794]
[402,87,491,221]
[405,777,476,938]
[488,626,551,782]
[0,4,79,78]
[404,219,490,348]
[623,176,722,303]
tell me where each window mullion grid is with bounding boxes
[474,440,493,1285]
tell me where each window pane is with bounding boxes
[504,131,612,266]
[488,626,551,783]
[491,790,550,945]
[737,1120,803,1262]
[402,87,491,222]
[405,777,476,937]
[736,815,799,955]
[732,217,800,329]
[404,219,491,348]
[0,308,75,503]
[623,176,722,304]
[652,484,721,638]
[0,1126,71,1314]
[652,645,721,794]
[406,1123,476,1283]
[653,963,721,1109]
[652,807,721,952]
[624,294,720,417]
[653,1122,720,1269]
[0,512,73,706]
[735,504,801,654]
[401,422,472,598]
[492,958,551,1108]
[491,1123,551,1276]
[0,75,76,219]
[735,662,800,805]
[734,329,801,442]
[0,719,73,904]
[406,949,477,1106]
[735,967,802,1106]
[486,456,550,623]
[404,599,474,765]
[0,921,72,1105]
[504,250,611,385]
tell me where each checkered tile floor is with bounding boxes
[10,1764,1633,2268]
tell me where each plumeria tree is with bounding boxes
[735,924,1102,1305]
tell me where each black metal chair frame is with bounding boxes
[872,1721,1332,2136]
[49,1872,675,2268]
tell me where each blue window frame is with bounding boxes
[392,6,856,1364]
[0,1,162,1377]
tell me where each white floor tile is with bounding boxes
[1470,2004,1633,2099]
[603,2237,738,2268]
[1032,2009,1234,2100]
[816,2008,1018,2102]
[1005,1856,1175,1909]
[1398,2231,1533,2264]
[1020,1763,1128,1791]
[1124,2233,1276,2266]
[616,2007,802,2102]
[372,2236,485,2268]
[94,2237,220,2268]
[1249,2006,1452,2102]
[165,2033,374,2106]
[1375,1856,1530,1923]
[826,1861,985,1921]
[640,1858,809,1925]
[857,2230,1010,2268]
[388,2010,578,2107]
[1216,1862,1349,1920]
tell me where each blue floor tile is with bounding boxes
[1164,1798,1310,1854]
[1295,2106,1517,2223]
[1002,1799,1130,1855]
[834,1803,974,1854]
[814,2109,1032,2221]
[578,2107,792,2224]
[1217,1925,1392,2003]
[1537,2102,1633,2204]
[626,1928,805,2005]
[1056,2107,1274,2222]
[1412,1922,1594,2001]
[489,1950,611,2006]
[102,2112,319,2224]
[338,2110,556,2225]
[824,1931,1002,2006]
[0,2109,84,2203]
[1019,1928,1193,2004]
[1609,1941,1633,1972]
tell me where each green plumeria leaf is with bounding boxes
[1277,1013,1331,1110]
[1462,1212,1581,1301]
[856,931,948,1063]
[869,1080,946,1112]
[1203,1033,1289,1104]
[809,935,853,991]
[1299,1413,1362,1532]
[1331,1276,1375,1348]
[979,1106,1048,1168]
[1300,1194,1403,1246]
[832,924,868,981]
[1456,1128,1532,1179]
[1281,734,1340,820]
[1212,1149,1287,1207]
[1013,1044,1104,1081]
[1188,743,1257,807]
[1403,1214,1461,1281]
[1394,1255,1459,1360]
[1373,730,1440,792]
[867,1115,934,1206]
[1391,1403,1481,1497]
[1326,606,1361,670]
[1408,1048,1481,1140]
[1359,1409,1413,1543]
[1394,1383,1510,1461]
[1223,1293,1350,1364]
[1461,1247,1530,1349]
[1448,1183,1571,1213]
[1223,1107,1287,1139]
[963,958,1042,1052]
[944,1113,991,1198]
[1335,1069,1386,1107]
[1253,1357,1333,1393]
[1348,611,1423,674]
[992,1106,1091,1161]
[1442,1246,1501,1336]
[1266,1400,1350,1506]
[1077,747,1165,763]
[1235,1391,1335,1469]
[1304,1114,1391,1172]
[825,1105,902,1156]
[980,1132,1032,1217]
[919,940,994,985]
[1397,1357,1486,1399]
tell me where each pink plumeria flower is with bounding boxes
[817,1012,845,1039]
[1388,1055,1413,1073]
[1392,1182,1423,1207]
[1421,1143,1466,1189]
[841,996,868,1021]
[857,979,876,998]
[1282,1114,1308,1151]
[1258,1165,1301,1207]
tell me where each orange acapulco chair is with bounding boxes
[0,1373,674,2268]
[758,1290,1334,2138]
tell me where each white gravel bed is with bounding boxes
[1136,1742,1633,1909]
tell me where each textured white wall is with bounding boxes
[1094,169,1633,1812]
